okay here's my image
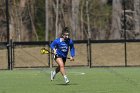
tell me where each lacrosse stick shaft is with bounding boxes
[43,48,70,59]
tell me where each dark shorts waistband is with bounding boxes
[54,55,66,62]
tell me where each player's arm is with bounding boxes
[50,40,57,54]
[69,40,75,61]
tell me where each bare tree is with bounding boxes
[2,0,140,41]
[86,0,91,39]
[134,0,140,39]
[110,0,122,39]
[5,0,39,41]
[0,0,7,41]
[45,0,49,41]
[71,0,80,39]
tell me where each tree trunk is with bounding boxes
[134,0,140,39]
[86,0,91,39]
[71,0,80,40]
[45,0,49,41]
[7,0,38,41]
[80,0,84,40]
[110,0,122,39]
[55,0,59,38]
[28,0,39,41]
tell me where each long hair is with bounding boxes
[61,27,70,37]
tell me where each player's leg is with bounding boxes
[55,58,69,84]
[55,58,66,76]
[51,55,60,81]
[51,66,60,80]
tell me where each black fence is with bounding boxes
[0,39,140,70]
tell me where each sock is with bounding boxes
[53,71,56,76]
[64,75,67,79]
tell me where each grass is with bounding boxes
[0,67,140,93]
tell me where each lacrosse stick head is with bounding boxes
[40,48,49,54]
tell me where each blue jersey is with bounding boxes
[50,38,75,58]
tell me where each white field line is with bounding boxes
[39,70,85,75]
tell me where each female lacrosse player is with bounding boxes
[50,27,75,84]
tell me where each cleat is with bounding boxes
[51,71,54,81]
[65,80,70,84]
[64,78,70,84]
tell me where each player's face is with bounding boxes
[63,32,70,40]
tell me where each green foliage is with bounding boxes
[89,0,112,29]
[34,0,112,41]
[79,0,112,30]
[35,0,45,41]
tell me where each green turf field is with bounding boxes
[0,67,140,93]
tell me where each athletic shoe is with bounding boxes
[64,77,70,84]
[51,71,55,81]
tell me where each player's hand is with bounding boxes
[70,57,74,61]
[53,49,57,55]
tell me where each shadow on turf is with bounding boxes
[55,83,78,86]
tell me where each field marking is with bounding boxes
[68,71,85,75]
[39,70,85,75]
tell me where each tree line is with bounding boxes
[0,0,139,42]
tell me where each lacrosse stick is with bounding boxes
[40,48,71,59]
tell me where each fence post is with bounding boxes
[86,0,92,68]
[10,39,13,70]
[49,46,53,68]
[123,0,127,67]
[7,44,11,70]
[87,38,92,68]
[7,39,13,70]
[48,41,53,68]
[6,0,12,70]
